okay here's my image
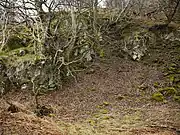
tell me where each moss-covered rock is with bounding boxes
[152,92,165,102]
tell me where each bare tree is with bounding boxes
[159,0,180,23]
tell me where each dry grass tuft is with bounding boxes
[0,110,63,135]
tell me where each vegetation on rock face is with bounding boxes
[0,0,179,98]
[0,11,99,96]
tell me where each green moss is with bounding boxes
[0,52,8,64]
[0,51,7,57]
[166,64,179,74]
[159,87,177,96]
[87,88,96,92]
[99,109,108,114]
[122,111,141,124]
[6,36,25,50]
[169,75,175,83]
[152,92,165,102]
[103,101,110,106]
[93,113,101,118]
[173,96,180,103]
[96,105,103,109]
[176,85,180,89]
[99,49,105,58]
[154,82,160,88]
[173,75,180,84]
[48,113,56,117]
[88,119,96,126]
[170,63,177,67]
[102,116,111,120]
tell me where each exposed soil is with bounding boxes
[0,57,180,135]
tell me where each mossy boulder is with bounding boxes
[152,92,165,102]
[119,30,154,61]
